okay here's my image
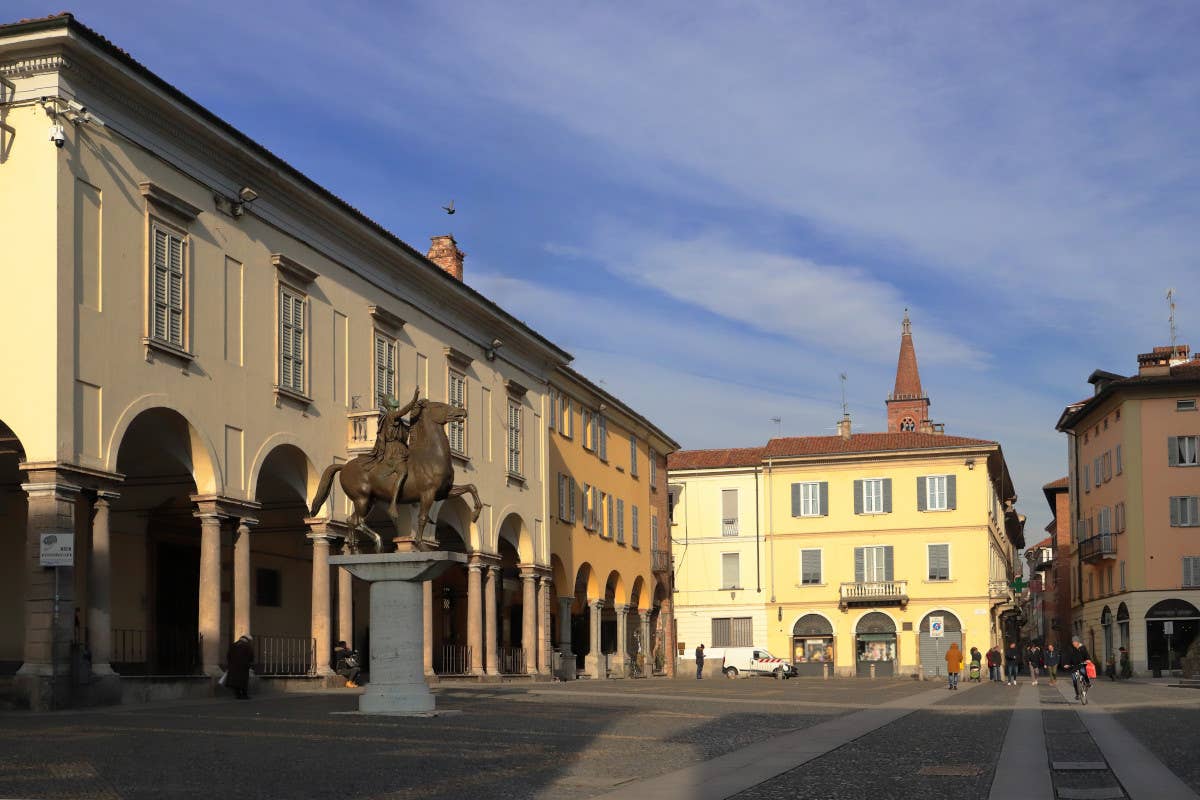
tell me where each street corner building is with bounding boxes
[0,14,678,710]
[1055,343,1200,677]
[668,313,1026,679]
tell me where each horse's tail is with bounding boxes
[309,463,345,516]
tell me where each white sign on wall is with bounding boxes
[929,616,945,638]
[1164,621,1175,635]
[39,532,74,567]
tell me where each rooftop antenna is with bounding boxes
[770,417,782,437]
[1168,288,1178,357]
[839,373,848,417]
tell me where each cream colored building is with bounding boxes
[0,14,675,709]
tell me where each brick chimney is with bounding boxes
[1137,344,1190,377]
[837,413,852,440]
[427,235,465,281]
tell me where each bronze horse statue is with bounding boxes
[309,399,482,552]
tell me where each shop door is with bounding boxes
[919,630,962,677]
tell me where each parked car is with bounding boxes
[720,647,794,679]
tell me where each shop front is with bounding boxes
[918,610,962,678]
[856,612,896,677]
[1145,599,1199,673]
[790,614,834,677]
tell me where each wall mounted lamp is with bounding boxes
[965,459,976,470]
[231,186,258,218]
[485,337,503,361]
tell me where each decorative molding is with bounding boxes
[142,336,194,366]
[273,384,312,409]
[368,304,405,333]
[190,494,262,520]
[505,379,528,398]
[0,54,70,78]
[139,181,201,222]
[271,253,318,285]
[444,346,472,368]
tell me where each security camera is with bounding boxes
[491,338,503,350]
[48,124,65,148]
[67,99,87,115]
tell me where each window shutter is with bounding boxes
[882,478,892,513]
[722,553,739,589]
[1169,437,1180,466]
[570,479,577,523]
[819,482,829,516]
[557,474,564,520]
[884,546,894,581]
[581,483,590,528]
[947,475,956,510]
[854,547,865,582]
[854,480,864,515]
[917,477,927,512]
[1171,497,1180,526]
[375,335,386,401]
[791,483,801,517]
[722,489,738,521]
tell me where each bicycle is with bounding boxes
[1070,667,1091,705]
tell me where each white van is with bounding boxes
[720,647,794,679]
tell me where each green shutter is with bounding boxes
[854,480,863,515]
[917,477,927,511]
[947,475,956,510]
[854,547,864,582]
[819,482,829,516]
[882,478,892,513]
[791,483,801,517]
[884,546,894,581]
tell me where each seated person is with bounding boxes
[333,640,361,688]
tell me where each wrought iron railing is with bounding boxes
[434,644,472,676]
[1079,533,1117,562]
[498,646,526,675]
[839,580,908,607]
[651,548,671,573]
[254,634,316,676]
[112,627,201,675]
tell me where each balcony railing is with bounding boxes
[989,580,1012,601]
[347,411,378,453]
[839,580,908,609]
[721,518,738,536]
[651,548,671,573]
[1079,533,1117,563]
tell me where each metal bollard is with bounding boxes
[823,662,830,680]
[870,663,876,680]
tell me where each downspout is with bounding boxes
[754,465,761,593]
[768,459,776,603]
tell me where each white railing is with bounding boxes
[722,518,738,536]
[347,411,378,452]
[839,580,908,604]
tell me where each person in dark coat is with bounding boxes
[225,634,254,699]
[695,644,705,680]
[334,640,361,688]
[1005,641,1022,685]
[986,646,1002,682]
[1060,636,1093,701]
[1044,644,1060,684]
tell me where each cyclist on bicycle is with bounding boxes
[1060,636,1093,702]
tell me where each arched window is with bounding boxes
[900,417,916,432]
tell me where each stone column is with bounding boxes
[306,523,336,676]
[557,597,574,652]
[613,604,629,678]
[538,574,553,675]
[423,580,434,677]
[233,518,254,641]
[16,476,81,709]
[338,544,354,648]
[587,600,605,679]
[88,491,119,676]
[193,508,224,676]
[640,611,652,674]
[520,566,537,675]
[485,565,500,675]
[467,560,484,675]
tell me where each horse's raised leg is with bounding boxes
[446,484,483,522]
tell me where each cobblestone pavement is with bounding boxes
[0,677,1196,799]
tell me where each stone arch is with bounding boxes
[247,434,320,505]
[436,495,473,547]
[854,610,897,634]
[918,609,963,633]
[604,570,628,607]
[251,442,316,507]
[0,419,28,666]
[496,511,534,563]
[791,612,836,637]
[550,554,570,600]
[629,575,647,613]
[107,396,222,494]
[575,561,599,602]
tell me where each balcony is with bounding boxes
[839,580,908,610]
[721,518,738,536]
[1033,546,1054,572]
[347,410,378,454]
[651,548,671,574]
[1079,533,1117,563]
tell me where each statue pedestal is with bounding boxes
[329,551,465,715]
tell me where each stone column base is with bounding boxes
[555,651,577,681]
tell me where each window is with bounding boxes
[616,498,625,544]
[854,545,893,582]
[1088,573,1094,600]
[1119,560,1126,591]
[582,409,593,449]
[581,483,592,530]
[1170,496,1200,527]
[650,449,657,488]
[630,435,638,476]
[1169,436,1199,466]
[591,486,600,531]
[1115,502,1126,533]
[558,474,577,522]
[255,567,281,607]
[631,505,639,549]
[1103,451,1112,481]
[711,616,753,647]
[791,482,828,517]
[1106,565,1113,595]
[1098,506,1112,535]
[1076,519,1086,542]
[278,285,306,395]
[374,333,396,405]
[150,224,186,349]
[651,514,659,548]
[548,389,558,430]
[605,492,614,539]
[855,478,891,514]
[559,394,572,437]
[927,544,950,581]
[918,475,956,511]
[1094,457,1101,487]
[720,553,741,589]
[722,489,739,535]
[1179,399,1198,412]
[448,369,466,455]
[597,414,608,460]
[1185,557,1200,588]
[1083,464,1090,493]
[1116,445,1123,475]
[506,399,522,476]
[800,549,822,585]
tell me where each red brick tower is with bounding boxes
[886,310,934,433]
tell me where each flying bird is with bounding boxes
[442,200,455,215]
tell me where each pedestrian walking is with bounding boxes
[944,642,964,690]
[695,644,705,680]
[224,634,254,700]
[1005,641,1021,685]
[1045,644,1060,684]
[969,646,982,682]
[1026,643,1042,685]
[986,646,1002,682]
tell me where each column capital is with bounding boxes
[94,489,121,506]
[191,494,261,520]
[639,609,654,622]
[613,603,630,615]
[589,599,606,611]
[20,461,124,494]
[235,517,258,532]
[304,517,349,540]
[20,479,83,501]
[469,551,500,569]
[519,565,539,580]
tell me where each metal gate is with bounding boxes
[918,611,962,677]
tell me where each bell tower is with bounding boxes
[886,310,933,433]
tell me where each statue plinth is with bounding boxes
[329,551,466,714]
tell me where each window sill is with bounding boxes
[920,508,952,513]
[273,385,312,408]
[796,583,827,588]
[792,513,827,519]
[616,540,626,547]
[506,472,526,486]
[451,451,470,466]
[719,586,744,591]
[923,579,954,584]
[856,511,890,516]
[143,337,193,364]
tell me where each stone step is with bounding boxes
[1052,762,1108,771]
[1056,787,1125,799]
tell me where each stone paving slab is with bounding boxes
[1056,788,1126,800]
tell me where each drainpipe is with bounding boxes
[754,465,761,593]
[767,459,776,603]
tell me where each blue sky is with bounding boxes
[31,1,1200,536]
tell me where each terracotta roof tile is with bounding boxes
[668,447,765,471]
[1029,536,1052,550]
[763,432,995,459]
[1043,477,1069,490]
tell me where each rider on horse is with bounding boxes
[366,387,422,511]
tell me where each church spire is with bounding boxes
[887,309,935,433]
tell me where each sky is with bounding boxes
[21,1,1200,537]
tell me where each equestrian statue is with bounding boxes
[309,387,482,553]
